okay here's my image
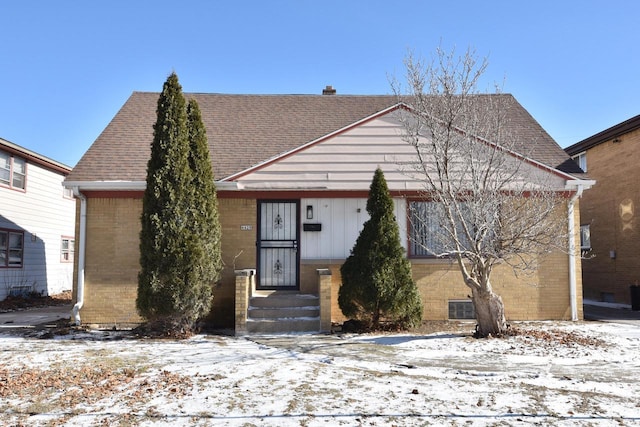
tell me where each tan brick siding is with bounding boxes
[81,197,143,327]
[76,196,582,327]
[207,198,257,327]
[305,202,582,323]
[579,128,640,303]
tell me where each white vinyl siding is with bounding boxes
[237,115,423,191]
[0,157,75,299]
[236,112,568,193]
[300,198,407,259]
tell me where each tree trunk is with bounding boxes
[472,287,507,337]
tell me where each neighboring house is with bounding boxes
[64,89,591,333]
[566,114,640,304]
[0,137,76,300]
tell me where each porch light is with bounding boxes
[306,205,313,220]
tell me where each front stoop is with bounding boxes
[247,292,320,334]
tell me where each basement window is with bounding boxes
[448,300,475,320]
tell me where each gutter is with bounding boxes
[565,180,592,321]
[63,180,243,191]
[71,187,87,325]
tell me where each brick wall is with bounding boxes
[208,198,256,327]
[78,196,259,328]
[76,195,582,327]
[579,127,640,303]
[81,197,143,327]
[304,203,582,323]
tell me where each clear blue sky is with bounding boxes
[1,1,638,167]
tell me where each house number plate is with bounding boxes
[240,225,253,231]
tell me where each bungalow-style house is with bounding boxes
[64,88,591,333]
[565,114,640,305]
[1,137,76,300]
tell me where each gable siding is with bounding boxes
[237,115,421,191]
[236,114,568,192]
[0,161,75,299]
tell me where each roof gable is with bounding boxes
[234,111,570,192]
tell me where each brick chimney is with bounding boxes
[322,85,336,95]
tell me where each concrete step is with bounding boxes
[249,292,319,308]
[246,317,320,334]
[245,292,321,334]
[249,306,320,319]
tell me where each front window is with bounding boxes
[0,150,27,190]
[0,229,24,268]
[409,201,472,257]
[61,237,75,262]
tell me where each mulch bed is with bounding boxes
[0,290,72,312]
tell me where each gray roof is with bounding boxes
[67,92,581,183]
[566,114,640,155]
[1,137,71,175]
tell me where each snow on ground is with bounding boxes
[1,321,639,426]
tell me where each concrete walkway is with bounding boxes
[0,305,71,330]
[0,301,638,331]
[583,300,640,326]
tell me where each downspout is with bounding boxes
[71,187,87,325]
[567,185,584,321]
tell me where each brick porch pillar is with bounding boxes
[317,268,332,333]
[235,269,255,336]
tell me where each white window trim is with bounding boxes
[61,236,75,263]
[571,151,587,173]
[0,150,27,191]
[0,228,24,268]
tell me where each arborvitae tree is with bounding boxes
[338,168,423,329]
[183,99,222,319]
[137,73,221,332]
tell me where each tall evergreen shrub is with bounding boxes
[137,73,221,331]
[338,168,423,329]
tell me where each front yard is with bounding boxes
[0,320,638,426]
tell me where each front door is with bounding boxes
[257,200,300,290]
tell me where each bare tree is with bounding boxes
[393,47,570,337]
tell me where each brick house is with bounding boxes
[1,137,76,300]
[565,114,640,304]
[64,90,591,333]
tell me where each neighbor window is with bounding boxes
[61,237,75,262]
[0,150,27,190]
[63,186,74,199]
[0,229,24,268]
[580,224,591,251]
[572,152,587,173]
[409,201,471,257]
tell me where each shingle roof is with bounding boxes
[1,137,71,175]
[66,92,581,183]
[565,114,640,155]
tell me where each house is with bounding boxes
[0,137,76,300]
[565,114,640,305]
[64,89,591,333]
